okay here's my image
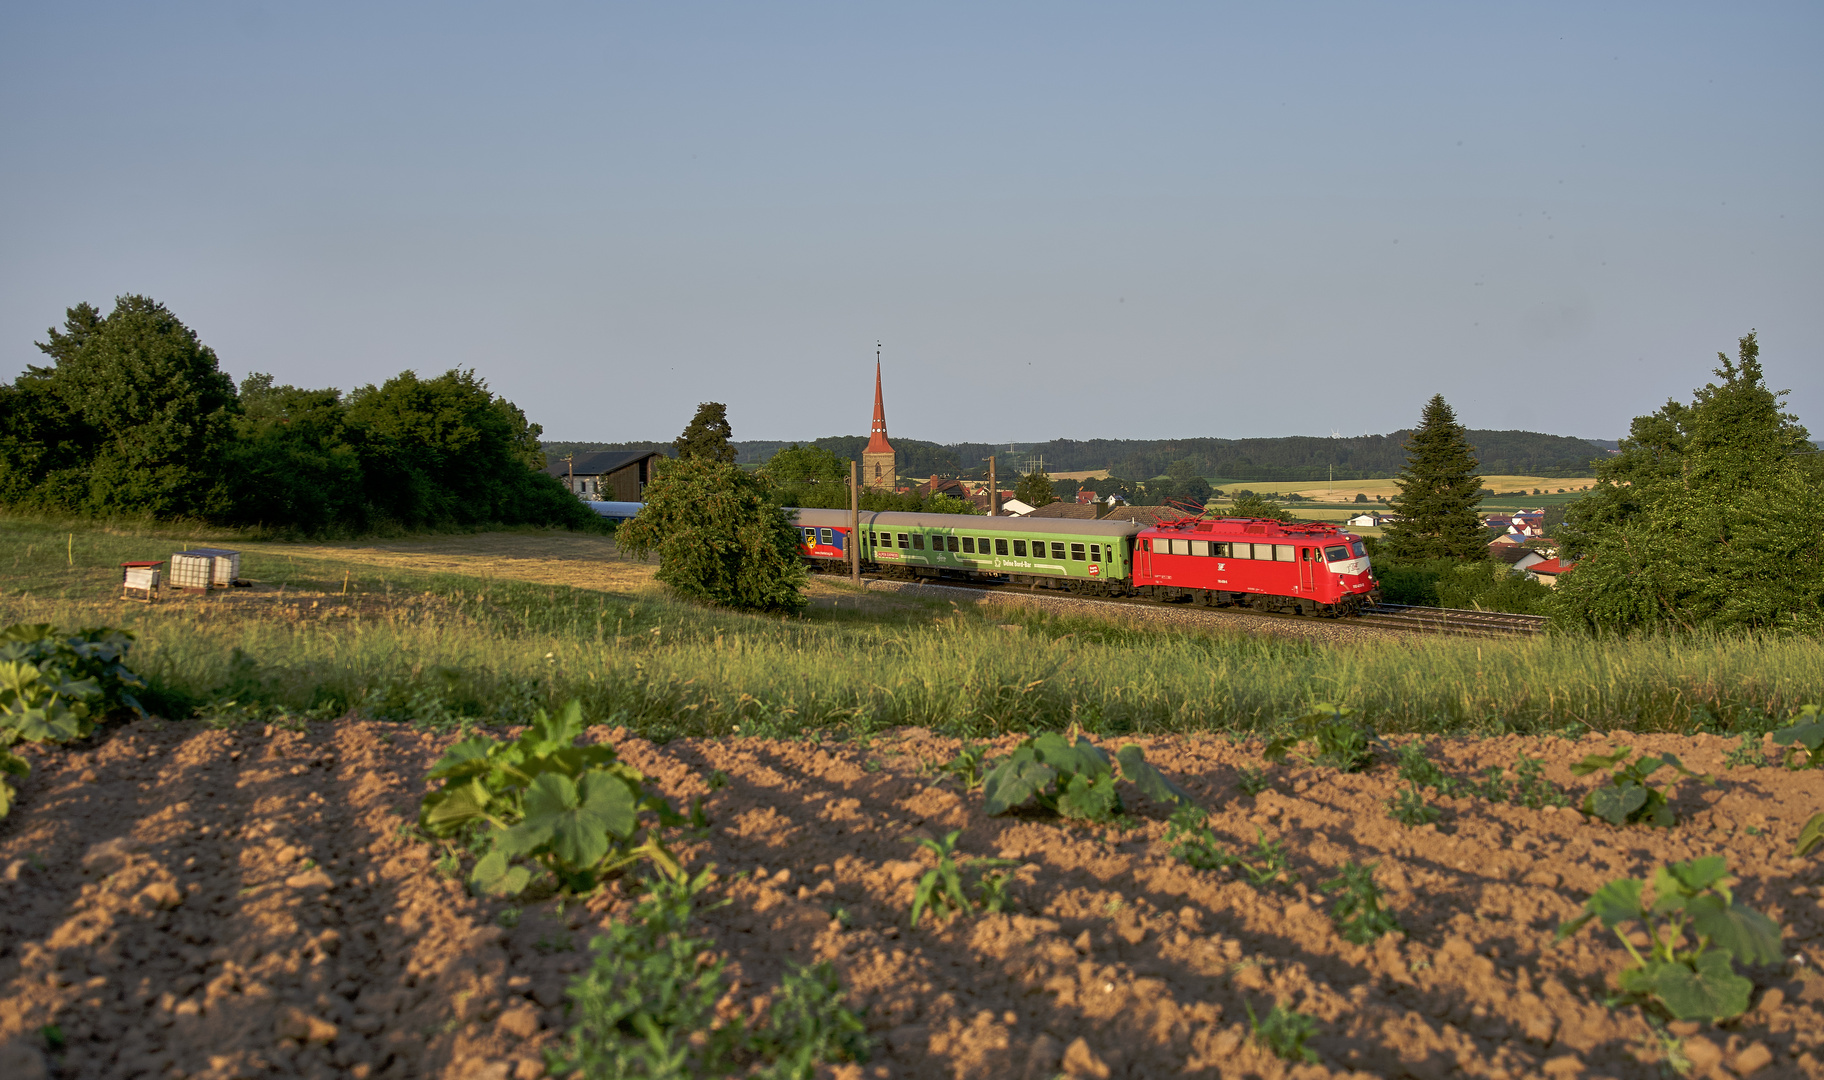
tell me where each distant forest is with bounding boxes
[544,429,1608,481]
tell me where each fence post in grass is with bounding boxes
[850,459,861,583]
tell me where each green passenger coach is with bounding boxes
[791,508,1141,596]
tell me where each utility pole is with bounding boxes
[988,456,1000,516]
[565,454,575,496]
[849,460,861,583]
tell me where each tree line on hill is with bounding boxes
[0,297,596,534]
[545,429,1606,482]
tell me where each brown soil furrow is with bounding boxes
[2,721,1820,1079]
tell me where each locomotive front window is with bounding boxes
[1324,545,1349,561]
[1351,541,1367,559]
[995,539,1009,555]
[1013,540,1027,557]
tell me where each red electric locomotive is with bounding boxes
[1131,516,1377,615]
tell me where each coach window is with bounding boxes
[1051,542,1067,559]
[897,533,910,548]
[819,528,833,545]
[1012,539,1027,557]
[978,537,991,553]
[961,537,975,553]
[1089,544,1099,561]
[911,534,924,550]
[947,535,960,552]
[995,539,1009,555]
[1070,543,1086,561]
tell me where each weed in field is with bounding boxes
[418,699,692,896]
[1386,784,1440,827]
[706,770,730,790]
[749,961,872,1080]
[1234,766,1271,796]
[1508,754,1572,809]
[497,907,522,929]
[1245,1000,1319,1063]
[1770,705,1824,769]
[41,1023,64,1051]
[907,830,1018,927]
[940,741,994,791]
[1318,861,1402,944]
[1238,831,1297,888]
[434,848,461,879]
[1164,805,1232,871]
[1723,737,1769,770]
[551,868,868,1079]
[982,731,1191,822]
[1571,747,1712,828]
[1265,703,1382,772]
[1394,741,1460,795]
[1556,855,1781,1021]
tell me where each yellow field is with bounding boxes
[1214,475,1596,501]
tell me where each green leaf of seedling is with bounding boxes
[1584,877,1645,929]
[1115,744,1192,806]
[421,776,494,834]
[1571,747,1635,777]
[983,758,1055,816]
[1555,912,1597,942]
[1057,772,1120,822]
[470,848,532,898]
[1687,898,1783,966]
[1029,732,1113,780]
[1657,854,1729,899]
[1585,784,1648,826]
[517,770,638,868]
[1651,949,1754,1021]
[1796,812,1824,857]
[425,736,499,781]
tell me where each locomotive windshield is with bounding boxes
[1324,545,1349,562]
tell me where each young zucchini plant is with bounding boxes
[1796,813,1824,858]
[1556,855,1782,1021]
[1770,705,1824,769]
[1570,747,1712,827]
[982,731,1191,822]
[1164,807,1296,889]
[1264,703,1383,772]
[418,699,698,896]
[1245,1000,1320,1064]
[1,623,148,818]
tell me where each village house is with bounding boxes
[544,450,664,501]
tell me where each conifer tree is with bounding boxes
[674,402,736,463]
[1383,395,1486,560]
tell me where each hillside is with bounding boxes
[544,430,1607,480]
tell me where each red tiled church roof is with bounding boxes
[865,360,895,455]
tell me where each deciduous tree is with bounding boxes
[618,457,808,611]
[1383,395,1486,560]
[1557,333,1823,632]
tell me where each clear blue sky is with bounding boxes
[3,3,1818,446]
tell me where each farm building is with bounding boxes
[545,450,664,501]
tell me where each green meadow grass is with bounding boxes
[3,513,1818,740]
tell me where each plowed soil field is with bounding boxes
[2,719,1821,1080]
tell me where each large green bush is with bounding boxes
[618,457,809,612]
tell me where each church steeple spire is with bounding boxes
[865,346,894,454]
[861,342,898,490]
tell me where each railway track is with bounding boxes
[853,573,1550,638]
[1356,602,1550,637]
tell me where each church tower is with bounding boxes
[862,350,897,491]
